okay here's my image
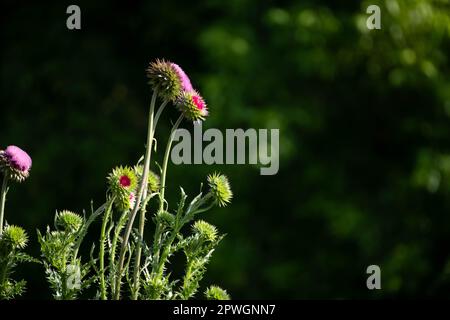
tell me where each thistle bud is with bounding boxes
[192,220,218,242]
[108,166,138,211]
[176,90,208,122]
[0,225,28,249]
[146,59,193,102]
[205,285,230,300]
[0,145,32,182]
[207,173,232,207]
[55,210,83,233]
[108,166,137,194]
[134,165,160,193]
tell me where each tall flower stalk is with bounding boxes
[0,145,33,299]
[151,114,184,275]
[131,100,168,300]
[0,175,8,235]
[98,197,115,300]
[114,90,158,300]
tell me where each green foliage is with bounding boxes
[205,285,231,300]
[138,186,227,300]
[37,211,96,299]
[0,225,36,299]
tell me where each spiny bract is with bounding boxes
[205,285,230,300]
[207,173,233,207]
[192,220,218,242]
[1,225,28,249]
[55,210,83,233]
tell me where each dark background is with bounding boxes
[1,0,450,299]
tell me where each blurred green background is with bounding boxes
[1,0,450,299]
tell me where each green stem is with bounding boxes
[72,202,106,261]
[153,101,168,131]
[131,192,151,300]
[114,90,158,300]
[0,175,8,234]
[181,259,194,299]
[109,210,129,297]
[131,100,168,300]
[99,198,114,300]
[0,249,13,289]
[159,114,185,211]
[152,114,184,276]
[155,194,213,279]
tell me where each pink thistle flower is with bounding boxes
[192,94,208,117]
[129,192,136,210]
[119,175,131,188]
[146,59,194,102]
[170,63,193,92]
[176,90,209,122]
[0,145,32,182]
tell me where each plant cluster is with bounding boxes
[0,59,232,300]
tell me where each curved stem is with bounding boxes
[114,90,158,300]
[152,114,184,275]
[0,175,8,234]
[99,197,114,300]
[153,101,169,131]
[159,114,184,211]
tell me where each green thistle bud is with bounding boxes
[1,225,28,249]
[55,210,83,233]
[205,285,230,300]
[134,165,160,193]
[192,220,218,242]
[114,191,136,212]
[207,173,233,207]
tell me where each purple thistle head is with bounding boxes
[170,63,193,92]
[0,145,32,182]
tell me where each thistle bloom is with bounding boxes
[108,166,138,211]
[0,145,32,182]
[170,63,193,92]
[108,166,138,194]
[176,90,209,122]
[207,173,232,207]
[146,59,193,102]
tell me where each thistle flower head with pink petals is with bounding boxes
[0,145,32,182]
[176,90,208,122]
[107,166,138,211]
